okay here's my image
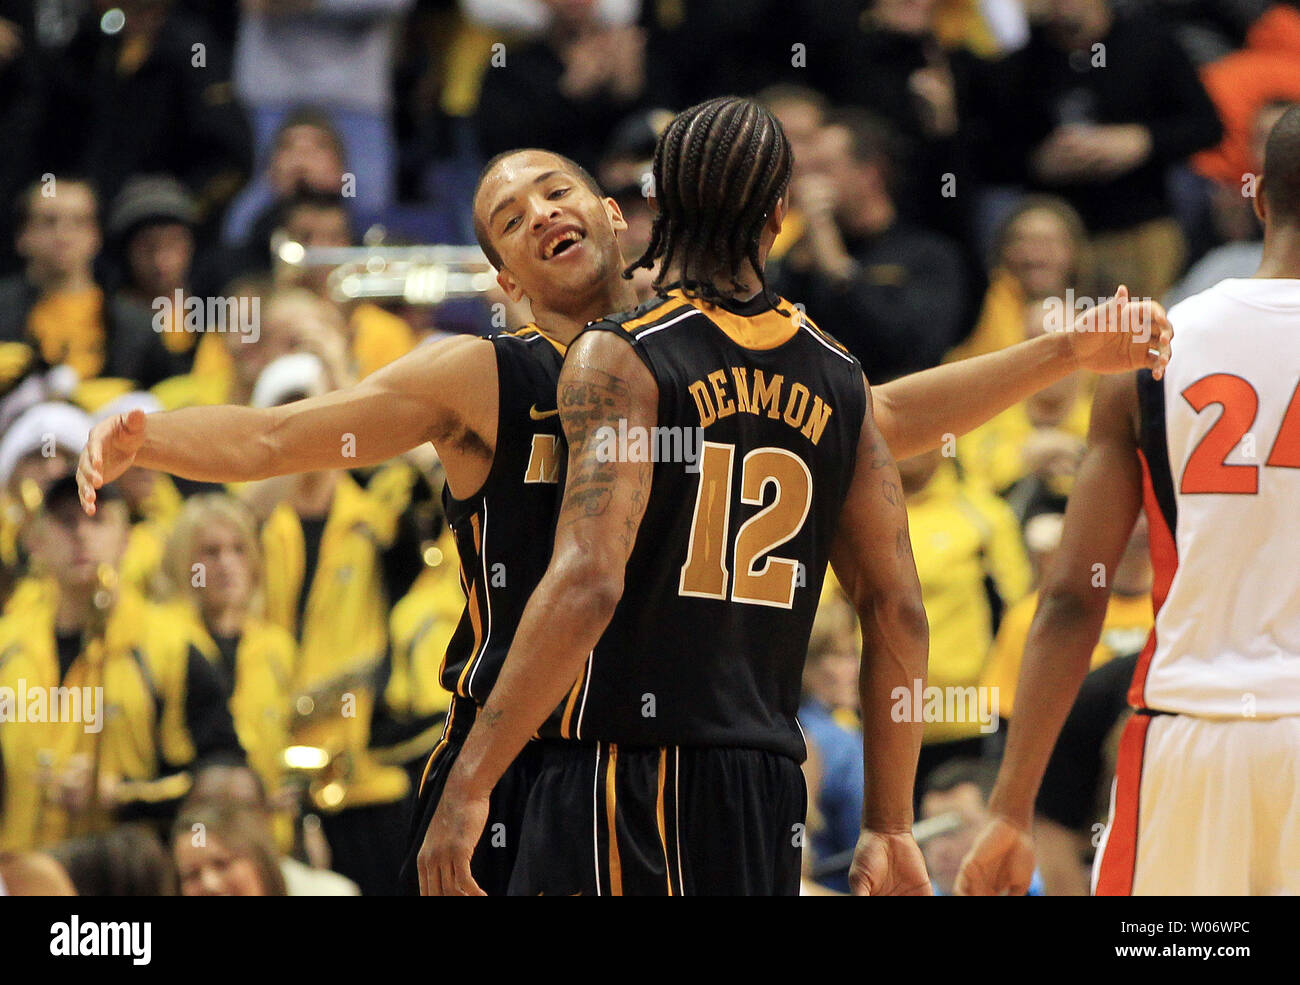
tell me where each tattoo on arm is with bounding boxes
[896,528,913,559]
[867,423,892,470]
[558,368,630,523]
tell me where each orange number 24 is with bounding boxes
[1180,374,1300,494]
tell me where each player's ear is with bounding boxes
[496,268,526,304]
[603,196,628,234]
[1253,178,1267,224]
[766,193,790,236]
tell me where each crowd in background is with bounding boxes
[0,0,1295,896]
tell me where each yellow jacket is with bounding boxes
[0,589,243,850]
[119,474,183,600]
[906,462,1033,742]
[944,268,1026,364]
[375,528,460,766]
[178,604,297,851]
[261,473,408,811]
[174,606,296,805]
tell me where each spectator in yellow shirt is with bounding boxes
[947,195,1089,363]
[899,449,1032,794]
[958,301,1093,520]
[160,493,297,846]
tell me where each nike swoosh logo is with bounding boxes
[529,405,559,420]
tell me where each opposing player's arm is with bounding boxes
[830,383,929,833]
[422,329,656,894]
[872,286,1171,460]
[956,372,1144,896]
[78,335,497,510]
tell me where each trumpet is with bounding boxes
[272,233,498,306]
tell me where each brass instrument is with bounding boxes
[271,232,497,306]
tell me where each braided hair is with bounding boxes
[625,96,793,305]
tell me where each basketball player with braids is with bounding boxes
[422,97,1172,895]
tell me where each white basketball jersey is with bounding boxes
[1132,278,1300,718]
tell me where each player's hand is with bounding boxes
[77,408,148,515]
[848,829,933,896]
[417,785,489,896]
[954,815,1035,896]
[1066,284,1173,380]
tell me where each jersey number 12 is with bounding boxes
[679,441,813,609]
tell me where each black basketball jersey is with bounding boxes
[543,290,868,760]
[439,326,566,703]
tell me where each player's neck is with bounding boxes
[532,280,638,346]
[660,263,769,305]
[1255,224,1300,279]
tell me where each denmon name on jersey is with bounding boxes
[686,366,834,445]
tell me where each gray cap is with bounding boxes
[107,174,198,241]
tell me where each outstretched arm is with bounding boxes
[829,380,933,896]
[873,286,1170,460]
[78,335,496,511]
[418,329,657,895]
[955,373,1144,896]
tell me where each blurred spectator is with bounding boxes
[0,178,175,389]
[476,0,649,172]
[1168,98,1292,304]
[161,494,297,828]
[957,301,1092,519]
[774,109,971,381]
[149,275,271,411]
[233,0,416,223]
[897,449,1032,795]
[759,85,828,178]
[50,823,179,895]
[920,757,1043,894]
[187,764,361,895]
[269,193,417,378]
[221,107,348,254]
[0,474,244,852]
[947,194,1089,360]
[172,800,288,896]
[0,400,93,590]
[757,85,830,264]
[983,0,1224,299]
[107,175,212,378]
[806,0,1001,244]
[40,0,251,233]
[249,354,412,896]
[798,590,864,894]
